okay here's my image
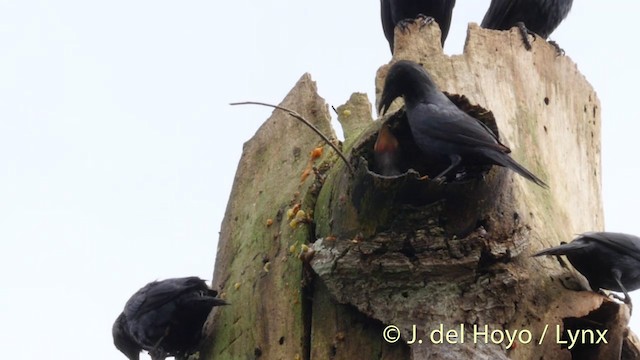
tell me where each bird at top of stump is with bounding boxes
[378,60,548,188]
[481,0,573,50]
[113,276,228,360]
[534,232,640,311]
[380,0,457,53]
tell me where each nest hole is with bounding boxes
[342,94,506,236]
[357,92,499,185]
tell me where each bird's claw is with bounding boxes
[397,18,413,33]
[398,15,435,33]
[432,176,447,185]
[415,14,435,29]
[548,40,565,56]
[598,289,625,303]
[516,22,535,51]
[598,290,633,315]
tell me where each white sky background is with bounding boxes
[0,1,638,359]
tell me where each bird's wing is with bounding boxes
[437,0,456,40]
[380,0,395,48]
[126,277,208,318]
[440,0,457,22]
[481,0,518,30]
[581,232,640,262]
[417,103,509,152]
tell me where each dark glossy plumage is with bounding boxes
[113,277,227,360]
[534,232,640,305]
[378,60,547,187]
[113,314,141,360]
[481,0,573,39]
[381,0,456,52]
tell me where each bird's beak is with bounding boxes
[378,86,396,116]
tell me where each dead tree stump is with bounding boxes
[202,22,640,360]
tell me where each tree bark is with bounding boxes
[202,22,639,359]
[201,73,335,360]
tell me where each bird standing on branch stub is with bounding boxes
[481,0,573,51]
[381,0,456,53]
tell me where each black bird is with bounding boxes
[534,232,640,308]
[113,277,228,360]
[481,0,573,49]
[378,60,547,187]
[374,123,403,176]
[381,0,456,53]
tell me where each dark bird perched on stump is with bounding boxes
[113,277,228,360]
[481,0,573,50]
[381,0,456,53]
[534,232,640,310]
[374,123,403,176]
[378,60,547,188]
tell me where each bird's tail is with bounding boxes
[532,241,589,257]
[483,150,548,188]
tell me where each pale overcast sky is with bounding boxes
[1,1,638,359]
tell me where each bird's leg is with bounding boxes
[547,40,565,56]
[153,328,169,349]
[516,22,535,51]
[612,269,633,314]
[149,326,170,359]
[433,154,462,183]
[150,350,166,360]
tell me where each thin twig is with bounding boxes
[230,101,354,174]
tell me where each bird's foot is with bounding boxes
[548,40,565,56]
[516,22,535,51]
[612,292,635,315]
[150,349,168,360]
[397,18,414,33]
[398,15,434,33]
[176,350,197,360]
[598,289,626,302]
[431,176,447,185]
[415,14,435,29]
[418,174,447,185]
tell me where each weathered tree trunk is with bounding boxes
[202,22,640,359]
